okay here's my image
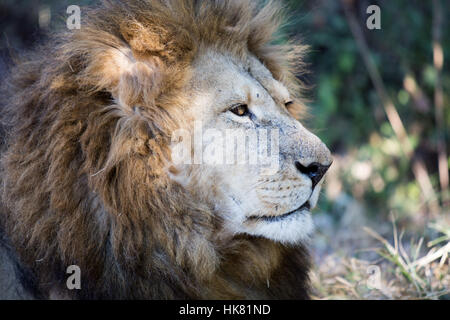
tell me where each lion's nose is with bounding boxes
[295,161,331,188]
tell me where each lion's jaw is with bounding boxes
[169,50,332,244]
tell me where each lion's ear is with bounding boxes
[101,48,164,107]
[81,20,191,107]
[85,21,168,107]
[113,57,163,107]
[85,47,163,108]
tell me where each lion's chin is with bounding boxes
[242,209,314,244]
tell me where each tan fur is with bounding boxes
[0,0,315,299]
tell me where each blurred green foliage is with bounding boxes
[283,0,450,223]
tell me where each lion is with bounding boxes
[0,0,332,299]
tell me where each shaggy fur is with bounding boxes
[0,0,311,299]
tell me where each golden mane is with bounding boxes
[0,0,310,299]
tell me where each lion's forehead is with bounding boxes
[189,50,290,111]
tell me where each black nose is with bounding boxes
[295,161,331,188]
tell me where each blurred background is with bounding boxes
[0,0,449,299]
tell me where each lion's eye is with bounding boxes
[229,103,249,117]
[285,101,294,108]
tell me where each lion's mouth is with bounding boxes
[247,201,311,223]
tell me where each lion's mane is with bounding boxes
[0,0,310,299]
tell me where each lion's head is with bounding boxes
[0,0,331,299]
[169,50,332,244]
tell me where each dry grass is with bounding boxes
[311,217,450,300]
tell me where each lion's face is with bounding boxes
[169,50,332,244]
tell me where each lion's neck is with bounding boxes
[198,236,311,299]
